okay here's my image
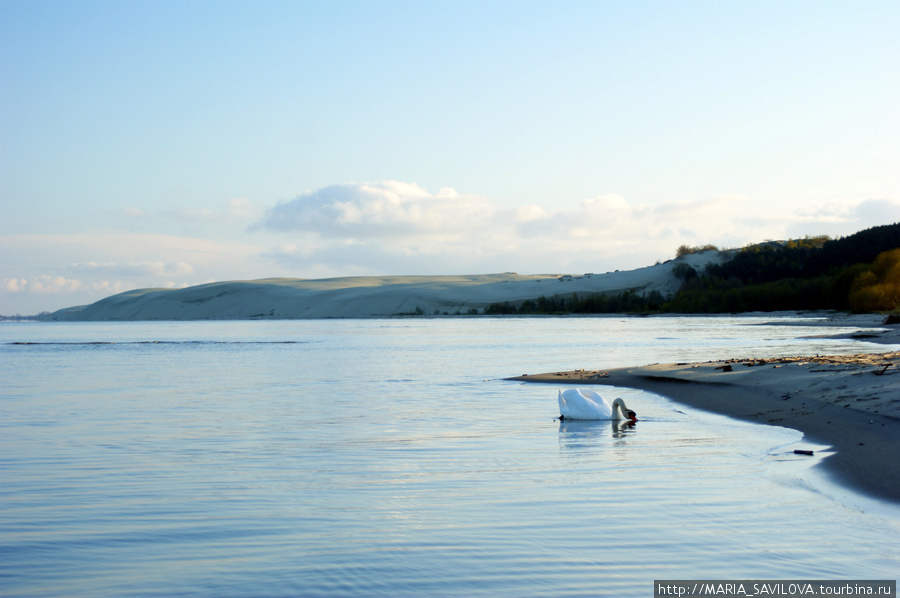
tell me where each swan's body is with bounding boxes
[558,388,638,421]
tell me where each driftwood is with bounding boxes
[874,363,892,376]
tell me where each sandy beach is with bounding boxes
[511,338,900,502]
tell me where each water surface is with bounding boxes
[2,315,897,596]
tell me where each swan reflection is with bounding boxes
[557,418,637,453]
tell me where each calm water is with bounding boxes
[1,315,898,597]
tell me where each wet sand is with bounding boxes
[511,350,900,502]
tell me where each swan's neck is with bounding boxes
[611,398,629,420]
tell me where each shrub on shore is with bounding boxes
[848,248,900,312]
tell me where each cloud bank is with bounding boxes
[255,181,900,275]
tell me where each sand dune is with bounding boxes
[46,251,724,321]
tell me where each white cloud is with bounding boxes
[257,181,495,238]
[3,278,28,292]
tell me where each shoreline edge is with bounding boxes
[510,350,900,502]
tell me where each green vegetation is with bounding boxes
[848,248,900,312]
[485,224,900,315]
[676,243,719,257]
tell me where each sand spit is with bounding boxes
[45,251,725,321]
[511,348,900,501]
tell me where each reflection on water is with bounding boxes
[558,419,637,451]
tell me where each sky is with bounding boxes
[1,0,899,315]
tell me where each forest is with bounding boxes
[485,223,900,315]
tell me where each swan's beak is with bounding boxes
[627,411,638,422]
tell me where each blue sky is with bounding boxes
[2,0,898,314]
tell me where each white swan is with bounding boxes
[558,388,638,421]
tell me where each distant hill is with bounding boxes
[43,251,726,321]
